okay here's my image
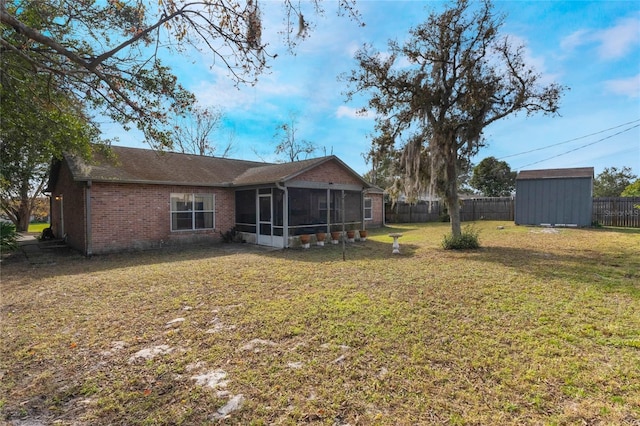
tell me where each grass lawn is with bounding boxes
[1,221,639,425]
[27,223,49,234]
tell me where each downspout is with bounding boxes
[361,188,365,231]
[275,182,288,248]
[86,180,92,256]
[383,193,387,227]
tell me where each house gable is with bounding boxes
[291,158,367,187]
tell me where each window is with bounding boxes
[171,193,215,231]
[344,191,362,222]
[235,190,256,233]
[364,197,373,220]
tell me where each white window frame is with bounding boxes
[364,197,373,221]
[170,193,215,231]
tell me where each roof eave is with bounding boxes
[74,177,232,187]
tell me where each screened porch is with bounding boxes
[234,186,364,248]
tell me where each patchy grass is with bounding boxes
[1,222,639,425]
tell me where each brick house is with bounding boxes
[47,146,384,255]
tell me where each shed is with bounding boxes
[515,167,594,227]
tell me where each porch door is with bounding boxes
[257,193,272,246]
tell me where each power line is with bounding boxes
[498,118,640,160]
[514,124,640,170]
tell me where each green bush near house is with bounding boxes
[0,222,18,251]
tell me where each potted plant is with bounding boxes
[346,226,356,243]
[316,231,326,246]
[299,234,311,249]
[330,231,341,244]
[358,229,367,241]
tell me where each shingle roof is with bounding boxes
[516,167,594,180]
[233,156,335,185]
[61,145,370,188]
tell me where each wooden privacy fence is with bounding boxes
[592,197,640,227]
[386,197,640,228]
[385,197,514,223]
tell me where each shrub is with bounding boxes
[442,225,480,250]
[220,227,238,243]
[1,222,19,252]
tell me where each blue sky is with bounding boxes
[109,1,640,178]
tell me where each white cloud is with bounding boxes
[560,29,590,53]
[604,74,640,98]
[190,61,303,113]
[335,105,372,119]
[595,16,640,60]
[560,15,640,61]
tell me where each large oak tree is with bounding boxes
[1,0,360,149]
[344,0,564,237]
[0,54,98,231]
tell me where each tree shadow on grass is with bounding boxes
[593,226,640,235]
[260,238,420,264]
[466,245,640,297]
[2,231,420,281]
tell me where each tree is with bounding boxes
[273,114,317,162]
[470,156,516,196]
[363,142,473,200]
[456,157,475,195]
[593,167,637,197]
[0,0,360,150]
[362,147,396,190]
[0,53,97,232]
[343,0,564,237]
[621,179,640,197]
[172,105,231,157]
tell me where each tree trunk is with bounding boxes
[446,192,462,237]
[445,156,462,237]
[16,182,33,232]
[16,200,31,232]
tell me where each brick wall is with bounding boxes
[367,193,385,228]
[295,160,364,185]
[50,161,87,252]
[89,183,234,254]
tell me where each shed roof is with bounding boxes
[516,167,594,180]
[54,145,372,188]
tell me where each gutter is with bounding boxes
[275,181,288,248]
[86,180,92,256]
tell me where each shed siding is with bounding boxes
[515,176,592,226]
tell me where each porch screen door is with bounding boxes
[258,193,272,246]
